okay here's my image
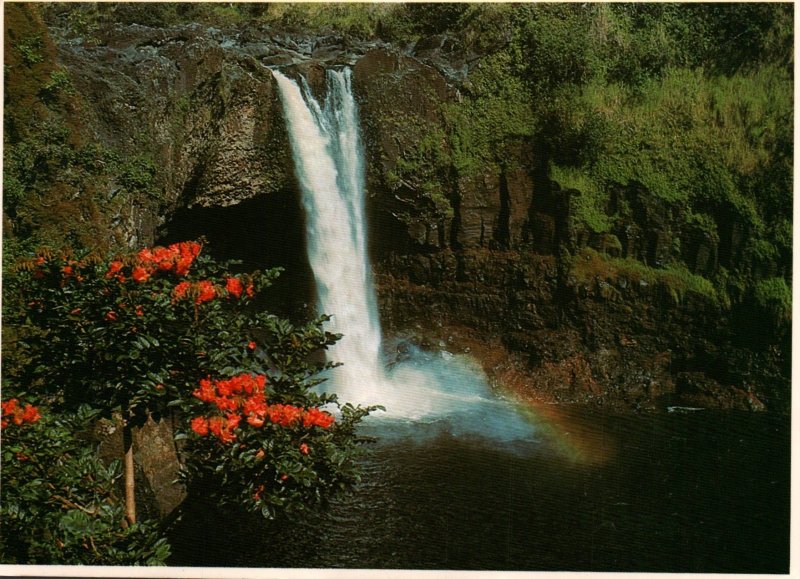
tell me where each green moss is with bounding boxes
[753,277,791,323]
[571,248,719,306]
[572,65,789,226]
[550,164,611,234]
[383,114,452,222]
[770,218,792,253]
[14,34,45,65]
[747,239,779,263]
[685,211,719,243]
[3,107,163,260]
[597,233,622,256]
[444,50,533,178]
[116,156,159,199]
[39,68,74,105]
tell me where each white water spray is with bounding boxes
[273,68,534,438]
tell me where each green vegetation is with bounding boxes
[549,64,792,235]
[753,277,792,324]
[571,248,720,306]
[385,119,453,222]
[3,3,163,268]
[503,3,791,312]
[1,405,170,565]
[444,50,534,177]
[22,2,790,313]
[43,3,410,39]
[14,34,45,65]
[3,114,162,262]
[9,2,792,296]
[257,3,405,39]
[40,68,74,101]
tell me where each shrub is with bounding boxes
[1,402,170,564]
[3,240,378,554]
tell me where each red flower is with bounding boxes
[131,266,151,283]
[253,484,265,500]
[214,396,237,412]
[133,242,201,278]
[105,261,124,278]
[70,308,82,315]
[208,416,224,438]
[243,392,267,415]
[303,407,335,429]
[137,247,154,263]
[193,378,217,403]
[173,260,190,276]
[300,443,309,455]
[21,404,41,424]
[1,399,41,428]
[191,416,209,436]
[173,281,191,301]
[175,241,201,260]
[151,247,174,271]
[2,399,19,416]
[226,413,241,430]
[136,305,144,317]
[225,277,244,298]
[195,280,216,304]
[218,425,236,443]
[61,265,73,276]
[104,311,118,321]
[172,242,202,276]
[268,404,305,428]
[247,413,265,427]
[246,283,255,298]
[215,377,234,397]
[248,341,257,351]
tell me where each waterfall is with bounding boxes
[272,68,386,407]
[272,67,534,438]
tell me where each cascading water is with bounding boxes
[272,68,533,439]
[272,68,385,408]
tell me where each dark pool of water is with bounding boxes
[168,407,790,572]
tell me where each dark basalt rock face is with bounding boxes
[52,22,294,215]
[29,19,789,419]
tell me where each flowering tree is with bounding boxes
[2,240,376,560]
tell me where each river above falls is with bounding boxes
[169,402,790,572]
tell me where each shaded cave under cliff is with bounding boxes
[157,191,317,321]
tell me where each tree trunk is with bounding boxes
[123,419,137,525]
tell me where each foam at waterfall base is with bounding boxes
[322,345,538,443]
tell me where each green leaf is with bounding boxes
[59,510,91,535]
